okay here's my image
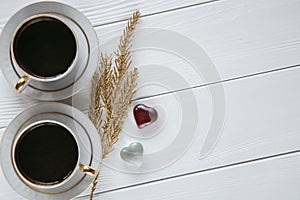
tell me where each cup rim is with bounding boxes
[0,0,99,101]
[10,13,79,82]
[0,102,101,199]
[11,119,80,189]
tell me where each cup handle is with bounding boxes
[15,75,29,93]
[79,164,98,176]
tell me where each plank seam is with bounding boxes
[133,63,300,101]
[92,0,222,28]
[78,148,300,199]
[1,64,300,130]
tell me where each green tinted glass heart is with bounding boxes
[120,142,143,167]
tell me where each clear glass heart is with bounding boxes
[120,142,143,167]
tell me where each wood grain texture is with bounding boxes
[0,0,300,199]
[95,0,300,88]
[1,0,300,126]
[1,63,300,199]
[0,0,214,30]
[72,65,300,198]
[80,151,300,200]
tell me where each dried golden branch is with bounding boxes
[88,10,141,200]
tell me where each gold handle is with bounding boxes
[79,164,98,176]
[15,75,29,93]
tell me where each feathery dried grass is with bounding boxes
[88,10,140,200]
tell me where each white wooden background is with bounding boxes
[1,0,300,199]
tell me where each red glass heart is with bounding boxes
[133,104,158,129]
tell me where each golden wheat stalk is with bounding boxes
[88,10,140,200]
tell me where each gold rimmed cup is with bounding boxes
[0,102,101,199]
[0,1,99,101]
[10,13,79,93]
[12,120,96,189]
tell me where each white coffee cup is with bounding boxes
[0,102,101,199]
[11,14,79,93]
[0,2,99,101]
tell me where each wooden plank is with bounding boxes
[1,0,300,199]
[83,151,300,200]
[1,61,300,199]
[1,0,300,126]
[1,122,299,200]
[73,65,300,197]
[95,0,300,90]
[0,0,213,30]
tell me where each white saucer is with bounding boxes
[0,102,101,199]
[0,2,99,101]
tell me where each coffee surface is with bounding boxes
[14,122,78,185]
[13,17,77,78]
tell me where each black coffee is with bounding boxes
[13,17,77,78]
[14,122,78,185]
